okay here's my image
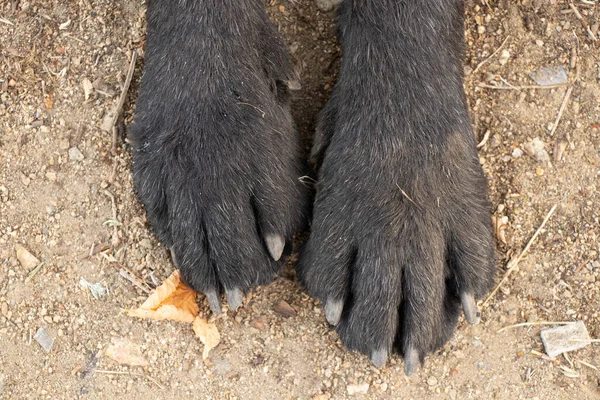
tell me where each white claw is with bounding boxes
[226,288,243,311]
[205,290,222,315]
[460,292,481,324]
[265,234,285,261]
[404,346,420,376]
[170,246,179,268]
[370,348,388,368]
[324,298,343,326]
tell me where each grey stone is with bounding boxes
[34,326,54,353]
[530,65,568,86]
[540,321,590,358]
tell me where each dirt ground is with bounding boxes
[1,0,600,399]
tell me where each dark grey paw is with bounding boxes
[131,0,307,315]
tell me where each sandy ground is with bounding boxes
[1,0,599,399]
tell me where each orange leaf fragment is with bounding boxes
[193,316,220,359]
[127,270,199,323]
[44,94,53,109]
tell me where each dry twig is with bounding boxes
[103,50,137,138]
[576,359,598,370]
[119,268,151,294]
[549,87,573,137]
[473,36,510,74]
[103,190,120,246]
[479,83,568,90]
[483,204,558,307]
[497,321,572,333]
[0,16,14,25]
[94,369,164,389]
[570,338,600,343]
[569,2,597,41]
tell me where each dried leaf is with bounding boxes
[79,278,109,300]
[491,215,509,245]
[58,19,71,30]
[15,244,40,270]
[105,337,149,367]
[127,270,199,323]
[82,78,94,101]
[250,316,267,331]
[193,316,220,359]
[273,300,296,318]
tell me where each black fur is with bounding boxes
[298,0,495,369]
[130,0,307,305]
[130,0,496,372]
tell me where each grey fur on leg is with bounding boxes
[460,292,481,324]
[205,290,222,315]
[404,346,420,376]
[265,234,285,261]
[131,0,308,321]
[226,287,243,311]
[370,348,388,368]
[324,298,343,326]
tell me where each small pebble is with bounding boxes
[554,140,568,161]
[523,138,549,162]
[68,147,85,161]
[46,171,57,181]
[512,148,523,158]
[477,361,491,370]
[59,139,70,150]
[347,383,369,395]
[34,327,54,353]
[530,65,568,86]
[427,376,438,386]
[490,134,502,148]
[15,244,40,270]
[498,49,510,65]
